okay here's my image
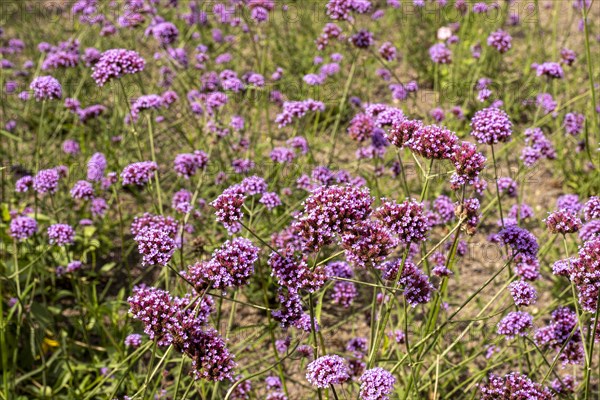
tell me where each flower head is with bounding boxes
[470,107,512,144]
[30,76,62,100]
[306,355,350,388]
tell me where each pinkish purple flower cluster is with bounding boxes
[305,355,350,388]
[374,199,430,244]
[359,367,396,400]
[187,238,259,290]
[9,216,37,240]
[121,161,158,186]
[479,373,553,399]
[293,185,373,251]
[91,49,145,86]
[508,280,537,306]
[47,223,75,246]
[30,75,62,101]
[211,185,247,234]
[545,209,582,234]
[497,311,533,339]
[470,107,512,145]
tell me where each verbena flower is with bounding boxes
[406,124,458,159]
[359,367,396,400]
[30,75,62,100]
[211,185,246,234]
[479,373,553,399]
[534,306,583,365]
[121,161,158,186]
[331,281,358,308]
[70,180,94,200]
[536,62,564,79]
[374,199,430,244]
[174,150,209,179]
[556,194,583,213]
[487,29,512,53]
[268,249,328,293]
[508,280,537,306]
[124,334,142,348]
[429,43,452,64]
[91,49,145,86]
[341,219,398,268]
[545,209,583,234]
[497,311,533,339]
[569,237,600,312]
[450,141,486,186]
[470,107,512,144]
[306,355,350,388]
[9,216,37,240]
[134,226,176,266]
[33,168,60,194]
[47,223,75,245]
[563,112,585,136]
[498,225,539,258]
[187,238,259,290]
[293,185,373,251]
[583,196,600,220]
[87,152,107,181]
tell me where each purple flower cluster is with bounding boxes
[260,192,281,210]
[15,176,33,193]
[124,333,142,348]
[374,199,430,244]
[91,49,145,86]
[487,30,512,53]
[348,113,375,142]
[128,286,234,381]
[563,112,585,136]
[498,226,539,258]
[134,226,176,267]
[508,280,537,306]
[187,238,259,290]
[70,180,94,200]
[268,250,328,293]
[9,216,37,240]
[497,311,533,339]
[520,127,555,166]
[275,99,325,128]
[385,118,423,149]
[87,152,107,181]
[306,355,350,388]
[429,43,452,64]
[130,213,178,238]
[534,307,583,365]
[470,107,512,144]
[359,368,396,400]
[536,62,564,79]
[211,185,247,234]
[406,124,458,159]
[557,194,583,213]
[584,196,600,220]
[350,30,374,48]
[569,237,600,311]
[326,0,371,20]
[33,168,60,194]
[121,161,158,186]
[293,185,373,251]
[545,209,582,234]
[341,219,398,268]
[450,141,486,186]
[30,76,62,101]
[47,223,75,246]
[174,151,209,179]
[480,373,553,399]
